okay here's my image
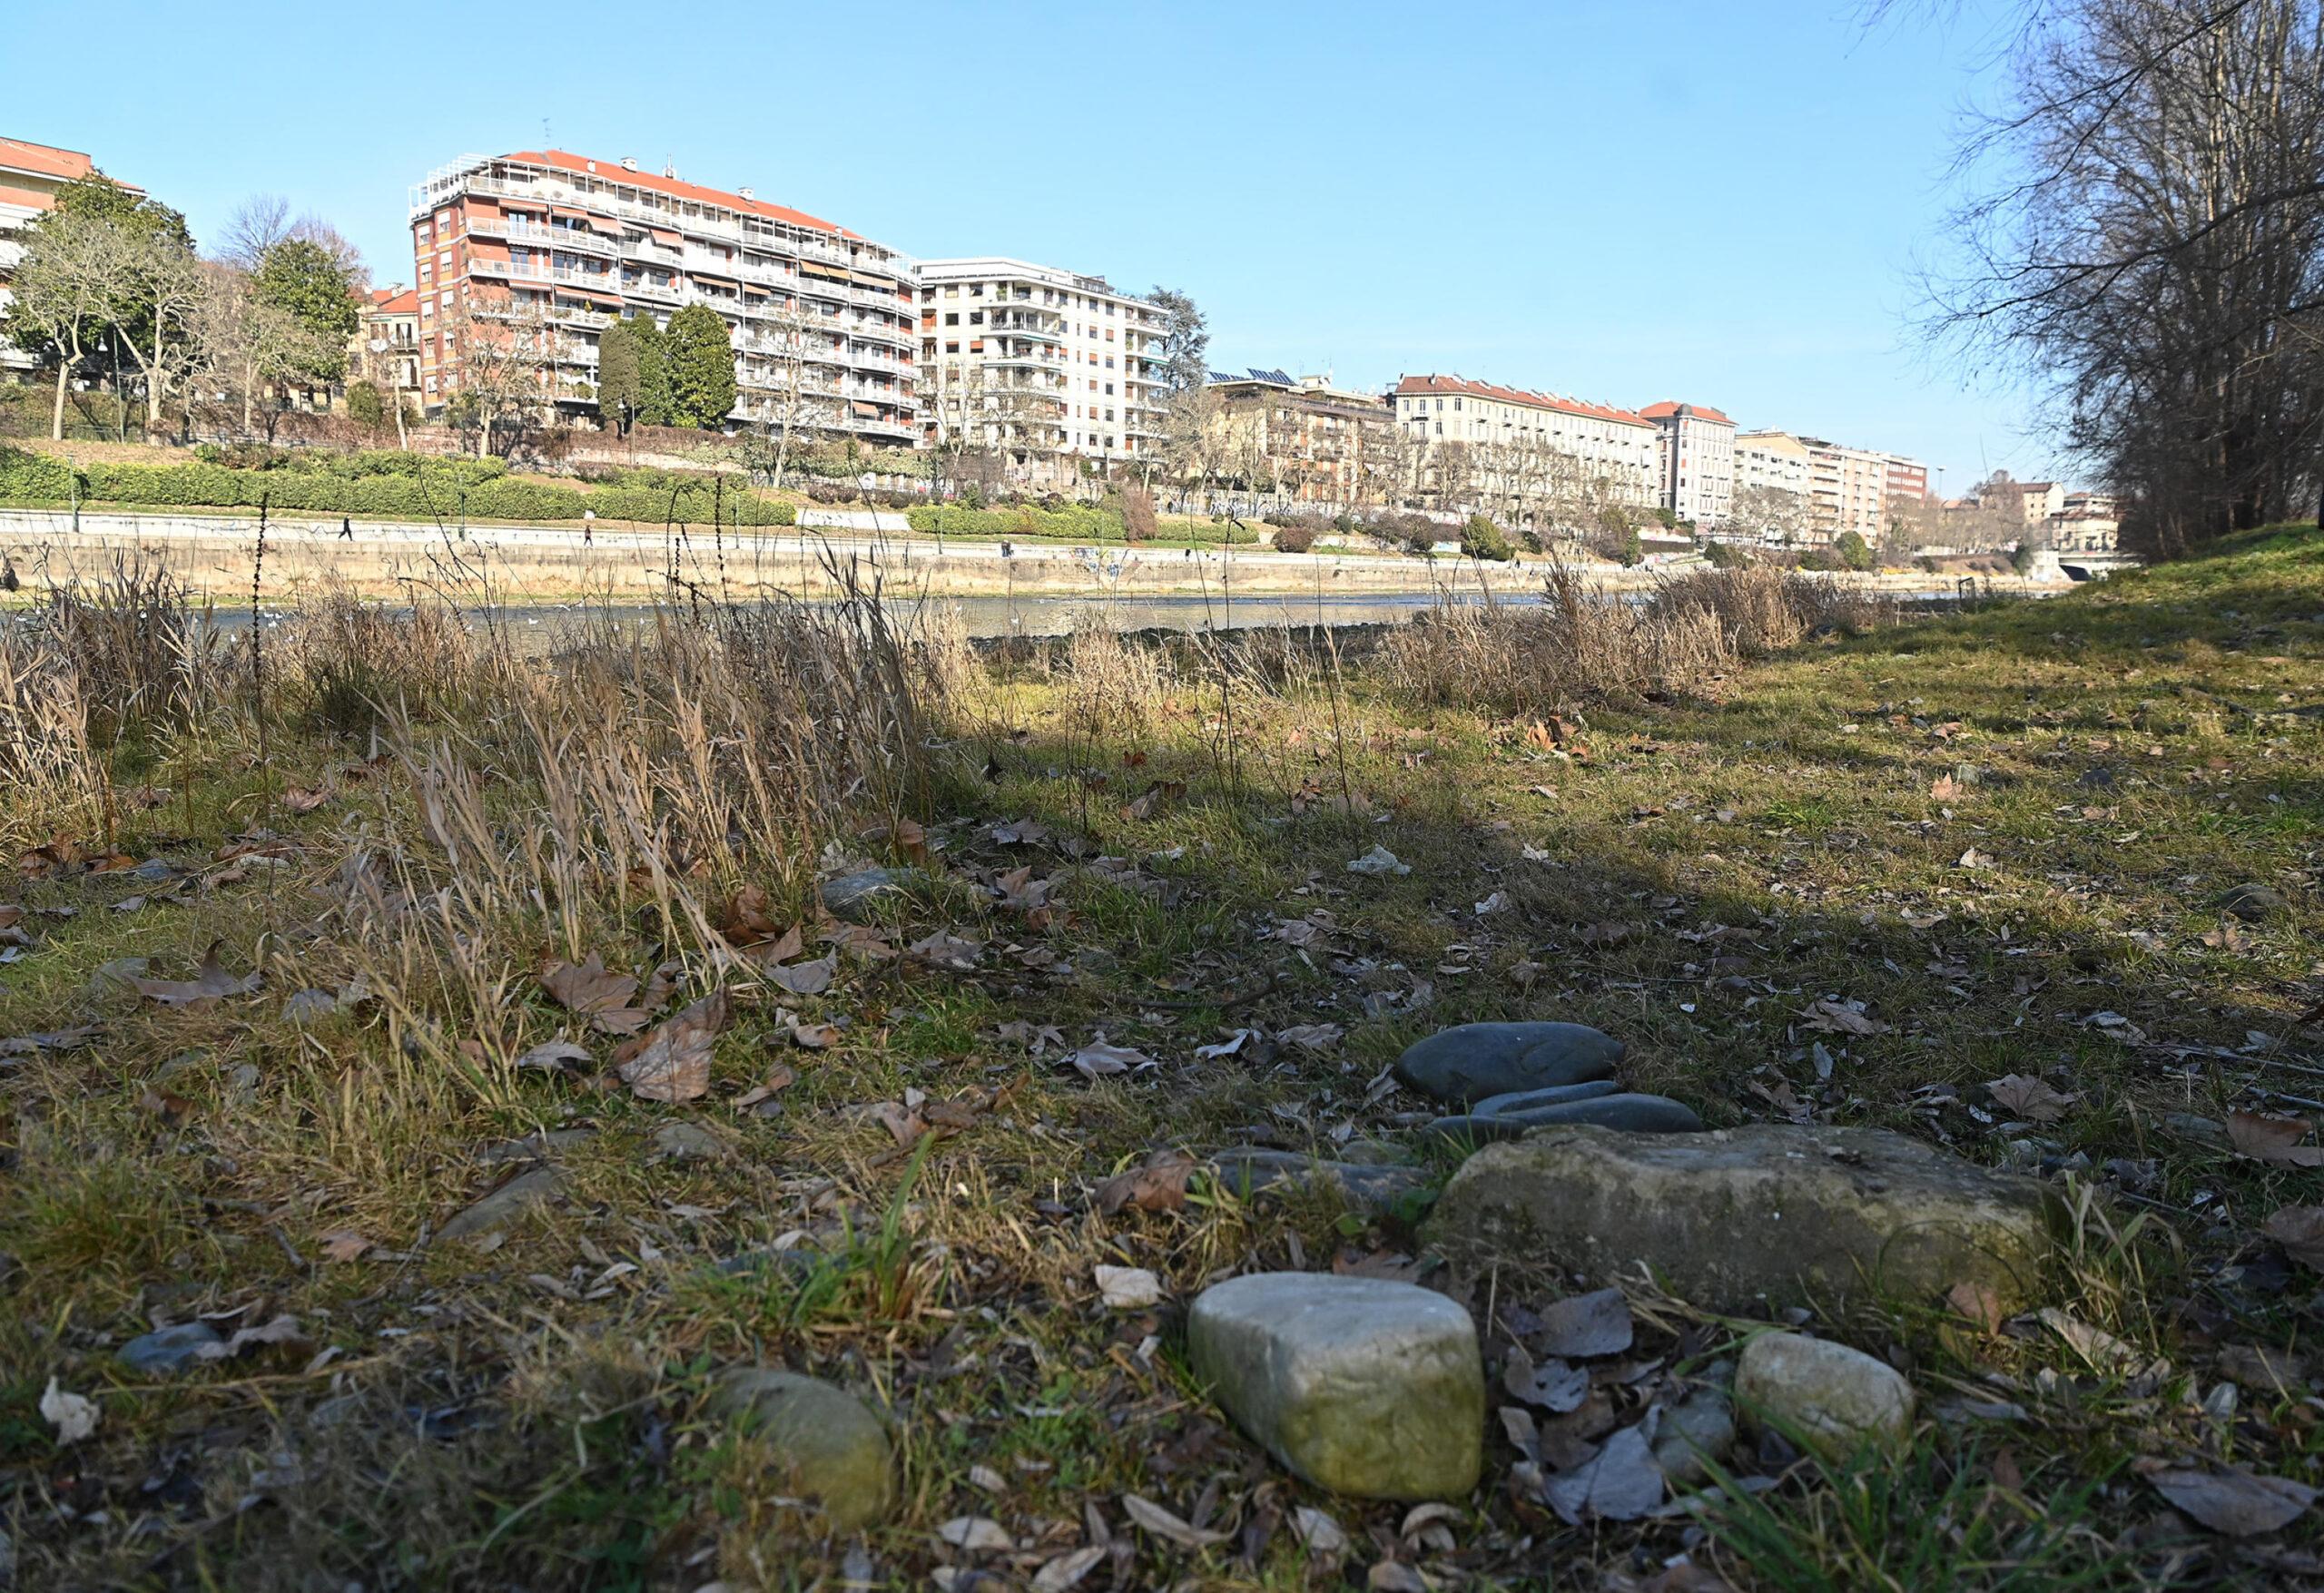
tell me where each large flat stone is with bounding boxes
[1393,1022,1623,1108]
[712,1368,895,1529]
[1423,1125,2059,1313]
[1206,1148,1432,1213]
[1187,1273,1482,1500]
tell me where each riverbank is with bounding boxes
[0,506,2057,606]
[2,531,2315,1587]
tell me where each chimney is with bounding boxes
[739,186,753,201]
[620,156,637,172]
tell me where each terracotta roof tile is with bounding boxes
[0,137,140,197]
[1639,399,1734,426]
[1395,373,1652,429]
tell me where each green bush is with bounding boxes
[1461,514,1515,562]
[1703,539,1753,570]
[0,445,793,526]
[905,502,1124,541]
[1833,529,1875,572]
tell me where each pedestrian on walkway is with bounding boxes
[340,516,353,540]
[583,508,596,546]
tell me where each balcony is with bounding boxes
[508,221,617,258]
[622,274,682,304]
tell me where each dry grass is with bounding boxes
[2,543,2318,1589]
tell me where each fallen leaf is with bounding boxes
[1947,1280,2006,1335]
[539,954,639,1016]
[937,1516,1013,1553]
[732,1061,797,1108]
[41,1377,98,1443]
[1541,1419,1664,1524]
[2150,1467,2315,1537]
[1096,1149,1197,1215]
[1504,1344,1590,1413]
[1275,1022,1344,1054]
[1958,847,1994,870]
[1535,1288,1634,1358]
[1194,1029,1254,1060]
[1094,1264,1161,1309]
[762,954,837,996]
[714,885,783,948]
[1120,1492,1229,1549]
[513,1038,593,1072]
[318,1230,371,1264]
[1290,1506,1347,1554]
[131,942,261,1008]
[280,784,333,812]
[1986,1073,2076,1124]
[613,991,728,1103]
[990,818,1051,847]
[1931,775,1964,801]
[1030,1546,1106,1592]
[2263,1205,2324,1271]
[1066,1037,1150,1080]
[1804,998,1887,1037]
[790,1021,842,1048]
[2229,1110,2324,1167]
[907,931,981,970]
[193,1313,306,1361]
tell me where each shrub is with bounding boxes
[1462,514,1515,562]
[1273,520,1317,553]
[2010,543,2039,575]
[1833,530,1876,572]
[904,502,1124,541]
[1121,487,1158,544]
[1703,540,1754,570]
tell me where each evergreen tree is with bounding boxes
[633,318,674,427]
[596,316,642,435]
[254,238,359,384]
[1147,286,1209,397]
[663,303,737,428]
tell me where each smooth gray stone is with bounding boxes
[435,1165,563,1244]
[1736,1332,1915,1457]
[819,867,919,922]
[1652,1374,1738,1486]
[2219,881,2287,922]
[1393,1022,1623,1108]
[1188,1273,1483,1500]
[712,1369,896,1529]
[1207,1148,1432,1213]
[119,1321,222,1376]
[1422,1094,1703,1146]
[1469,1079,1623,1117]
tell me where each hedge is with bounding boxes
[0,447,795,527]
[905,502,1124,541]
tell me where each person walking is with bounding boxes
[340,516,353,541]
[583,508,596,547]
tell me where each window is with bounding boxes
[944,312,959,327]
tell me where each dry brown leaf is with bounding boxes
[2149,1467,2317,1537]
[790,1021,842,1048]
[539,953,640,1016]
[318,1230,371,1264]
[762,954,836,995]
[1947,1279,2006,1334]
[1931,775,1964,801]
[280,784,333,813]
[732,1061,796,1107]
[1096,1149,1197,1215]
[1986,1073,2076,1124]
[715,885,783,948]
[2264,1205,2324,1271]
[2229,1110,2324,1167]
[613,991,728,1103]
[1120,1492,1229,1549]
[513,1038,593,1072]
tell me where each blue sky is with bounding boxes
[11,0,2048,489]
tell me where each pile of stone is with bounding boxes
[1393,1021,1703,1144]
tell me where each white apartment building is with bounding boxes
[1640,401,1735,526]
[2,139,140,377]
[1393,374,1659,516]
[914,257,1171,487]
[408,150,917,446]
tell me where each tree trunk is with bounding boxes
[51,354,70,441]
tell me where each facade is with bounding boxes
[1204,368,1396,506]
[913,256,1169,487]
[1730,429,1814,539]
[1393,374,1659,518]
[1793,436,1928,541]
[407,150,915,444]
[352,287,421,408]
[1639,400,1736,526]
[1,137,141,377]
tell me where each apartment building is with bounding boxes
[351,287,420,401]
[1639,400,1736,526]
[1204,368,1397,506]
[407,150,915,444]
[913,257,1170,487]
[1393,374,1659,516]
[1,137,140,377]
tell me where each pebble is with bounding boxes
[1651,1370,1737,1486]
[712,1368,896,1529]
[1187,1273,1483,1500]
[2219,881,2287,922]
[1734,1332,1915,1457]
[1393,1021,1624,1108]
[820,867,918,922]
[435,1165,563,1244]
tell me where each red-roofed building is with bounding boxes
[406,150,914,442]
[350,287,421,425]
[1392,374,1659,519]
[1638,400,1737,526]
[1,137,142,376]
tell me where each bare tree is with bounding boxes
[438,293,553,457]
[109,223,206,434]
[1160,384,1232,510]
[5,209,121,440]
[188,261,306,438]
[222,193,368,284]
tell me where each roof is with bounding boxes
[1396,373,1651,429]
[1639,399,1735,426]
[1208,367,1295,388]
[369,289,418,314]
[497,150,855,240]
[0,136,141,198]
